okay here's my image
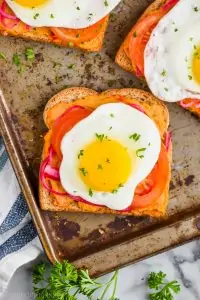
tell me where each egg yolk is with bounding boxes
[14,0,49,7]
[192,45,200,85]
[78,139,133,192]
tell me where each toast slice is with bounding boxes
[39,87,172,217]
[0,0,109,52]
[115,0,200,117]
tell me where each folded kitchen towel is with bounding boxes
[0,136,42,295]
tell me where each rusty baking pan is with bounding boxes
[1,0,200,277]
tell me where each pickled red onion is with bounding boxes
[40,156,67,195]
[180,100,194,108]
[180,99,200,109]
[0,0,20,28]
[44,164,60,181]
[129,103,145,114]
[162,0,179,11]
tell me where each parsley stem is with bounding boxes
[73,288,80,296]
[110,270,118,298]
[99,271,118,300]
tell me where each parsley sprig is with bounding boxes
[33,260,119,300]
[148,271,181,300]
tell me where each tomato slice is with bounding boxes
[132,143,170,209]
[128,11,164,76]
[51,106,92,159]
[51,17,106,44]
[128,0,179,76]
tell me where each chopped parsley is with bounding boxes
[68,42,74,47]
[109,126,112,131]
[0,52,6,61]
[104,0,109,6]
[87,13,93,21]
[78,149,84,159]
[88,188,93,197]
[68,63,75,69]
[79,168,88,176]
[193,6,199,12]
[76,6,80,10]
[133,31,137,37]
[110,113,114,117]
[33,13,39,20]
[97,164,103,170]
[188,75,192,80]
[13,53,23,73]
[129,132,140,141]
[161,69,167,77]
[95,133,108,142]
[164,87,168,92]
[112,183,124,194]
[136,147,146,159]
[25,48,35,61]
[174,28,178,32]
[106,158,110,163]
[50,13,54,18]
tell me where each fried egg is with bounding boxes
[6,0,121,29]
[144,0,200,102]
[60,103,161,210]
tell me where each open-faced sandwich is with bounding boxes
[39,87,172,217]
[115,0,200,116]
[0,0,121,52]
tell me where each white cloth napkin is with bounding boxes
[0,136,42,295]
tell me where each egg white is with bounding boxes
[6,0,121,29]
[60,103,161,211]
[144,0,200,102]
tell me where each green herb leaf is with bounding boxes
[25,48,35,61]
[148,271,181,300]
[129,133,140,141]
[33,260,119,300]
[133,31,137,37]
[78,149,84,159]
[79,168,88,176]
[0,52,6,61]
[136,148,146,159]
[161,69,167,76]
[97,164,103,170]
[95,133,108,142]
[32,262,47,285]
[88,188,93,197]
[13,54,24,74]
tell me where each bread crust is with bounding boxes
[115,0,200,117]
[39,87,171,217]
[0,1,109,52]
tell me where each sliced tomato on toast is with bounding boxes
[128,0,179,76]
[132,143,170,209]
[51,17,106,44]
[51,106,92,159]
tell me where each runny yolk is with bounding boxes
[14,0,49,8]
[192,45,200,85]
[78,139,133,192]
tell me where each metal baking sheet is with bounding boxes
[1,0,200,277]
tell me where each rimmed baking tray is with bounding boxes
[0,0,200,277]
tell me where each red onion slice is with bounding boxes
[129,103,145,114]
[0,1,20,28]
[162,0,179,11]
[180,100,194,108]
[44,164,60,181]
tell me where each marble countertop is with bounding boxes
[1,240,200,300]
